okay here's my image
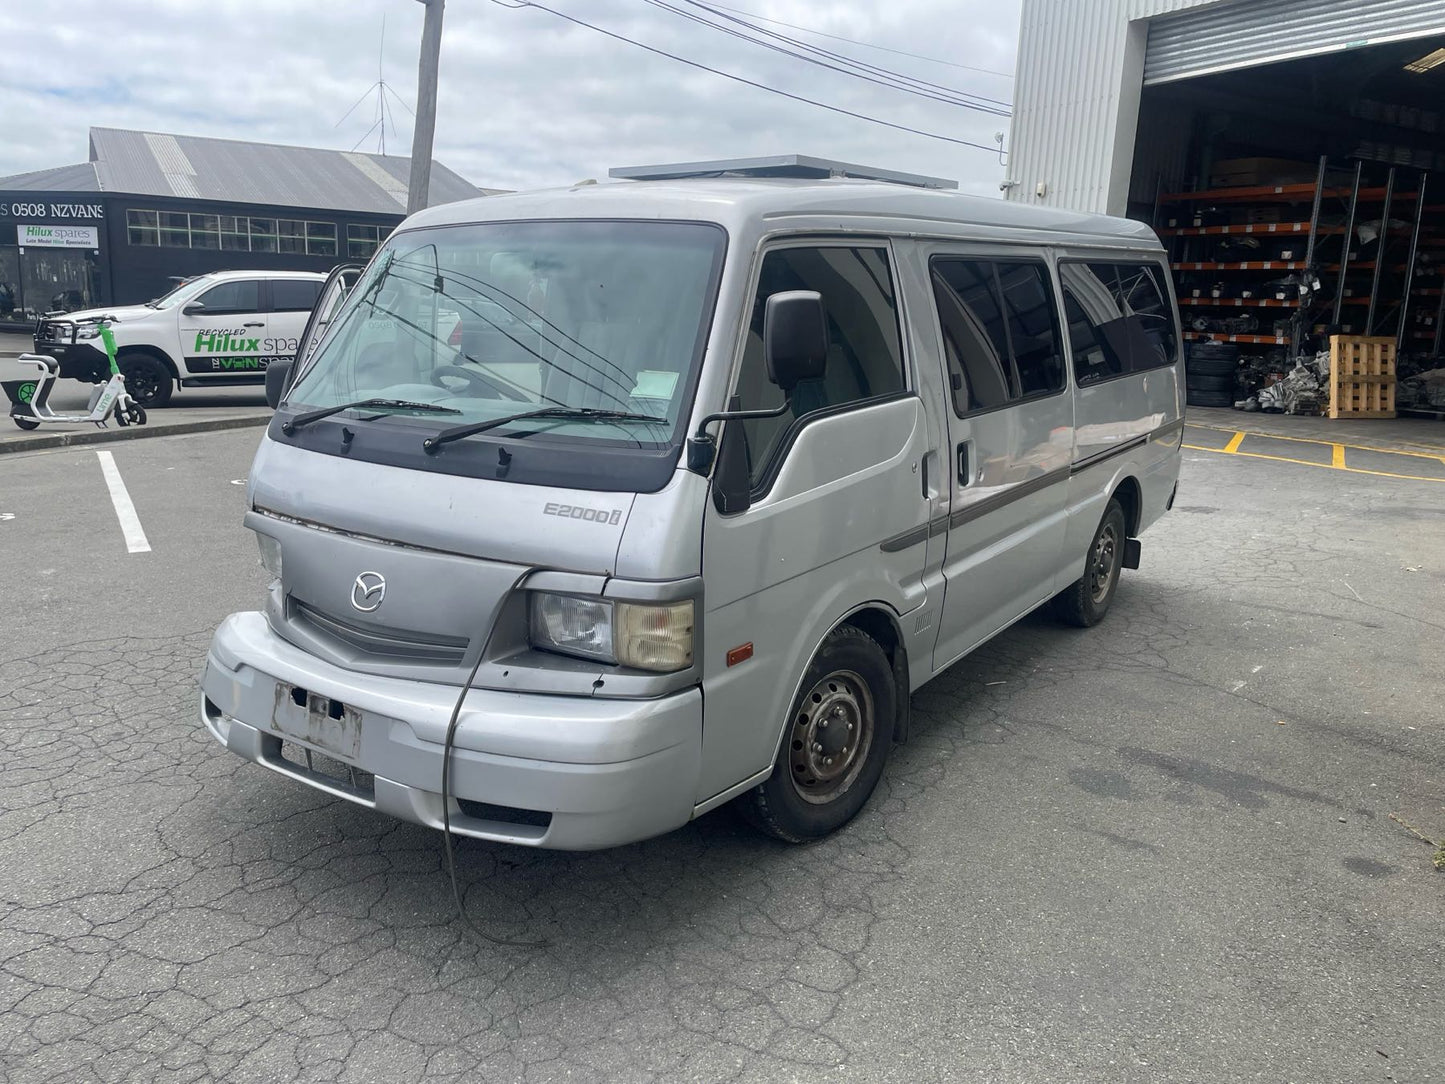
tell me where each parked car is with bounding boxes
[32,269,327,406]
[200,157,1184,850]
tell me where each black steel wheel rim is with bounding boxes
[1090,522,1119,603]
[789,669,875,804]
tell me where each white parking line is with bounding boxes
[95,450,151,554]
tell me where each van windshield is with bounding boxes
[286,220,726,455]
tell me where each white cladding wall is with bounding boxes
[1008,0,1445,216]
[1005,0,1221,217]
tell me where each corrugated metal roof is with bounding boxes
[0,162,102,192]
[13,127,482,212]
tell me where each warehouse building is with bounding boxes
[1008,0,1445,416]
[0,127,490,331]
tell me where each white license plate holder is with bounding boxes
[270,683,362,762]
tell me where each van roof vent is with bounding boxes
[608,154,957,190]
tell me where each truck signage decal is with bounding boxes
[185,329,300,372]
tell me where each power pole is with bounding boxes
[407,0,445,216]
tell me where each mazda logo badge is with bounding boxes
[351,571,386,613]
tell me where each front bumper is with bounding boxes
[200,612,703,849]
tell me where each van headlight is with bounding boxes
[256,534,283,579]
[529,593,694,672]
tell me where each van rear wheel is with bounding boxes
[739,625,895,842]
[1053,499,1127,628]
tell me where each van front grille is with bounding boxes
[290,599,470,666]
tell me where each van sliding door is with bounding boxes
[925,252,1075,672]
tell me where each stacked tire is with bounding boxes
[1185,342,1238,408]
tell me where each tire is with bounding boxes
[130,405,147,426]
[118,354,173,408]
[1184,378,1231,396]
[1053,499,1126,628]
[1187,342,1238,361]
[13,416,40,431]
[1187,389,1235,408]
[1186,357,1237,377]
[738,625,897,842]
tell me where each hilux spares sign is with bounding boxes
[17,224,99,248]
[183,329,299,374]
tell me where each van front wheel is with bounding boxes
[739,625,896,842]
[1054,499,1127,628]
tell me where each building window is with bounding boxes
[347,224,384,260]
[277,219,305,255]
[126,209,159,246]
[244,218,274,253]
[218,215,250,252]
[305,222,337,257]
[159,211,191,248]
[125,208,344,257]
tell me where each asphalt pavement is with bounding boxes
[1,427,1442,1083]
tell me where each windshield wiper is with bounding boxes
[282,398,462,435]
[423,407,663,454]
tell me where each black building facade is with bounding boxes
[0,127,489,331]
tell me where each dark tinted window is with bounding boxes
[195,279,260,314]
[735,246,905,485]
[930,258,1065,416]
[1059,261,1177,384]
[272,279,323,312]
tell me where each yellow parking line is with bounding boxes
[1332,443,1345,469]
[1185,421,1445,463]
[1223,431,1246,454]
[1183,443,1445,483]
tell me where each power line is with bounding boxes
[679,0,1011,109]
[707,1,1014,79]
[641,0,1010,116]
[489,0,1003,153]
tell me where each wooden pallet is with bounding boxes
[1328,336,1396,419]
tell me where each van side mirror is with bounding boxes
[764,290,827,392]
[182,301,206,316]
[264,361,292,409]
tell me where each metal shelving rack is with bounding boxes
[1155,157,1440,357]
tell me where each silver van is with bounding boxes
[200,156,1184,849]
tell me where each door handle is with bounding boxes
[957,441,972,487]
[243,321,264,328]
[920,449,939,500]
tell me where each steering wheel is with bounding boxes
[430,364,529,402]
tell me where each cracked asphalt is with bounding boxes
[1,427,1442,1083]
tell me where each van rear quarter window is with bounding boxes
[1059,261,1178,384]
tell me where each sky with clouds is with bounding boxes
[1,0,1021,198]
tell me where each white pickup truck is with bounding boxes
[32,269,326,407]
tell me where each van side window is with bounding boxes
[1059,262,1177,385]
[735,246,905,485]
[930,258,1065,416]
